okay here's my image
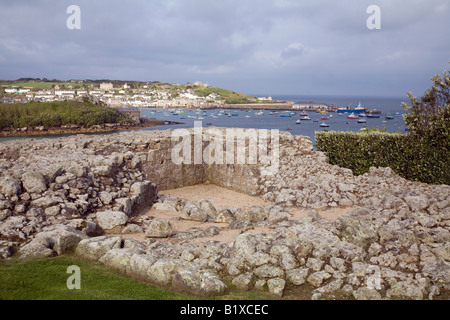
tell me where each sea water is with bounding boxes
[140,95,409,145]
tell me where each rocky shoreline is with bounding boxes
[0,119,169,138]
[0,128,449,299]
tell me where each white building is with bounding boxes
[55,90,76,96]
[100,82,114,90]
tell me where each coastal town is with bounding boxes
[0,79,347,112]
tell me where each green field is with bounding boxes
[2,81,84,90]
[0,255,276,300]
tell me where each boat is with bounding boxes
[337,101,366,114]
[298,113,308,117]
[347,113,359,119]
[255,111,264,116]
[385,114,394,120]
[359,113,367,117]
[279,114,292,117]
[300,116,311,120]
[319,122,330,127]
[296,119,301,124]
[394,112,403,117]
[357,118,367,123]
[321,117,329,120]
[366,113,380,118]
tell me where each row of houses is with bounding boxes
[2,82,223,108]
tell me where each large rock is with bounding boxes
[96,210,129,232]
[147,259,180,286]
[0,177,22,197]
[232,272,254,291]
[127,254,157,279]
[253,264,284,278]
[144,218,173,238]
[386,281,425,300]
[180,201,208,222]
[405,195,429,212]
[21,172,47,194]
[339,216,379,248]
[99,248,135,273]
[18,240,54,259]
[53,229,88,255]
[235,205,269,222]
[286,267,309,286]
[352,287,382,300]
[75,236,122,260]
[267,278,286,297]
[171,267,227,296]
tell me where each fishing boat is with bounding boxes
[296,119,301,124]
[319,122,330,127]
[347,113,359,119]
[337,101,366,114]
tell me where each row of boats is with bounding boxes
[149,107,402,129]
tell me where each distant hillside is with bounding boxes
[0,79,257,104]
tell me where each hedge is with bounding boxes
[315,130,450,185]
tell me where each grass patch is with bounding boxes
[0,256,277,300]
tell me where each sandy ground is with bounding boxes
[122,184,353,245]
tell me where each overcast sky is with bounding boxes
[0,0,449,97]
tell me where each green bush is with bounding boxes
[315,128,449,185]
[0,100,130,129]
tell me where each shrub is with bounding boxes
[0,100,130,129]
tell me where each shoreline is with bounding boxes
[0,119,181,139]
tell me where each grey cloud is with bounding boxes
[0,0,449,96]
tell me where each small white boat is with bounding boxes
[296,119,301,124]
[357,118,367,123]
[300,116,311,120]
[319,122,329,127]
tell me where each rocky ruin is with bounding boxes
[0,128,449,300]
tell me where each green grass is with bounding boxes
[2,82,84,90]
[0,256,200,300]
[0,256,278,300]
[193,87,256,104]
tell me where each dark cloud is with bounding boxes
[0,0,449,96]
